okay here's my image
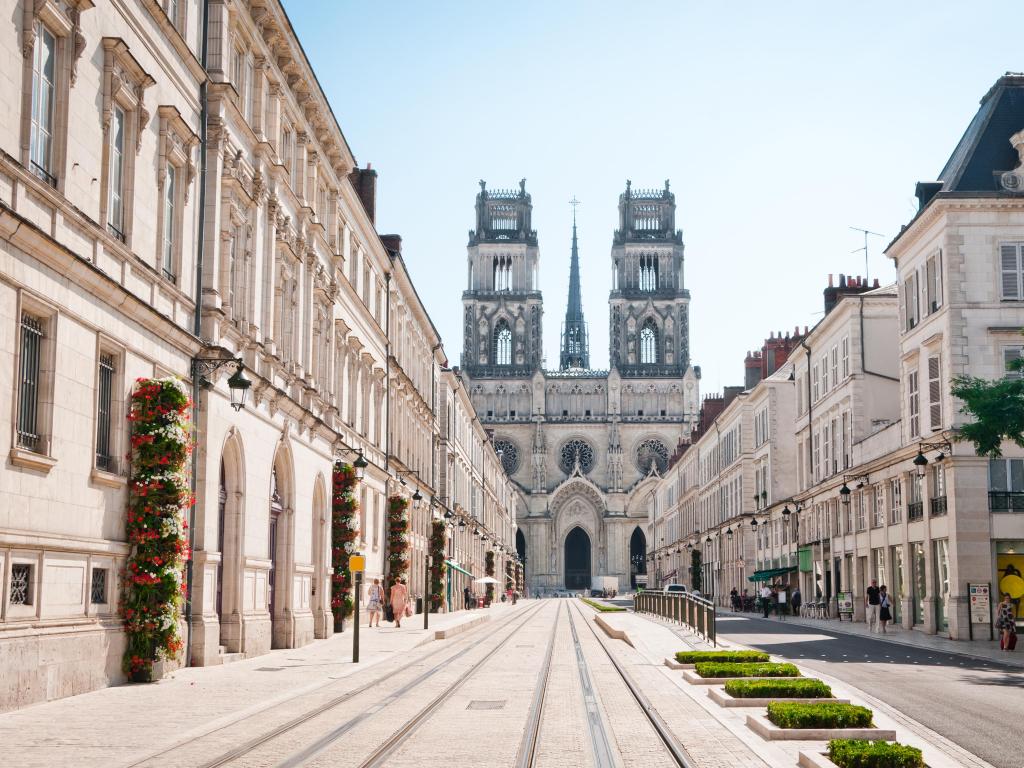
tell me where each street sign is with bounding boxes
[349,555,365,573]
[837,591,854,621]
[969,583,990,624]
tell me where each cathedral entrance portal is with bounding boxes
[629,526,647,589]
[564,527,591,590]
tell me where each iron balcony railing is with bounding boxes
[930,496,948,516]
[989,492,1024,512]
[908,501,924,521]
[634,590,716,646]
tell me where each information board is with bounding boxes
[969,583,991,624]
[837,591,854,620]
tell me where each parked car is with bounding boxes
[663,584,688,594]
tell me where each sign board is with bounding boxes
[634,575,648,585]
[349,555,365,573]
[837,591,854,619]
[969,583,991,624]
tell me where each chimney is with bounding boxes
[745,350,762,390]
[380,234,402,255]
[824,272,875,315]
[349,163,378,224]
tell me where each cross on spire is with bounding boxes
[569,196,581,223]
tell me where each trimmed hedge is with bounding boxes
[724,678,832,699]
[580,597,625,613]
[694,662,799,678]
[675,650,769,664]
[828,739,924,768]
[767,702,873,729]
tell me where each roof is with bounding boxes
[937,73,1024,193]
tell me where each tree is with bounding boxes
[951,354,1024,457]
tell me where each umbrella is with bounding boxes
[474,576,500,584]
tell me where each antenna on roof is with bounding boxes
[849,226,885,284]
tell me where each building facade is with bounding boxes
[461,181,700,594]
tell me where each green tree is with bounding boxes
[951,353,1024,457]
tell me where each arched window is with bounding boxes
[639,319,658,364]
[494,320,512,365]
[639,254,658,291]
[493,255,512,291]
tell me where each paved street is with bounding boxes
[717,613,1024,768]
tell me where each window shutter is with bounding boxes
[925,257,936,313]
[928,355,942,430]
[1001,244,1022,300]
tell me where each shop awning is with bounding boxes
[748,565,798,582]
[445,560,473,578]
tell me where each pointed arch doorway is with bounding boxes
[629,526,647,589]
[564,527,591,590]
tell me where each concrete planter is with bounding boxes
[746,713,896,741]
[683,670,798,685]
[663,657,690,669]
[797,749,931,768]
[707,687,849,708]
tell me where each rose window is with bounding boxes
[494,439,520,475]
[559,439,595,475]
[635,439,669,474]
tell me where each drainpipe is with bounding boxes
[185,0,211,669]
[859,296,899,382]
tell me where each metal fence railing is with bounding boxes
[634,591,716,646]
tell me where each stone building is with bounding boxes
[460,180,700,593]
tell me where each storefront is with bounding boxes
[997,540,1024,629]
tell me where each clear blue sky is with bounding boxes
[284,1,1015,393]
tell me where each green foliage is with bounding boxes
[675,650,769,664]
[724,678,833,699]
[767,702,873,729]
[690,549,703,593]
[580,597,626,612]
[429,519,447,613]
[485,550,495,604]
[694,662,799,678]
[386,495,410,589]
[827,739,924,768]
[951,351,1024,457]
[331,463,359,622]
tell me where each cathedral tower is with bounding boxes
[608,180,690,376]
[559,203,589,370]
[462,180,544,375]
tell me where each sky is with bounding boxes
[283,1,1015,393]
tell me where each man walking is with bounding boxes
[865,578,881,632]
[760,583,772,618]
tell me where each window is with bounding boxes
[30,21,57,184]
[17,313,45,452]
[1005,346,1024,380]
[907,370,919,439]
[639,254,658,291]
[931,464,947,516]
[873,485,885,528]
[926,252,942,313]
[989,458,1024,512]
[162,163,177,279]
[821,354,829,392]
[927,356,942,431]
[1001,243,1024,300]
[855,492,867,531]
[10,564,32,606]
[90,568,108,604]
[96,353,116,471]
[889,478,902,524]
[164,0,185,32]
[493,255,512,291]
[822,422,831,477]
[494,320,512,366]
[831,345,838,388]
[908,476,923,520]
[812,364,819,401]
[639,319,658,364]
[108,106,126,239]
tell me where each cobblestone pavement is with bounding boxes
[0,600,789,768]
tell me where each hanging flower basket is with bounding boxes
[387,496,410,589]
[429,519,447,612]
[120,377,193,682]
[485,550,496,605]
[331,462,360,631]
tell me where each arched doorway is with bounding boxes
[564,527,591,590]
[516,529,526,563]
[269,468,283,634]
[629,527,647,589]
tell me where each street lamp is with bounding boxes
[412,488,423,508]
[913,449,929,479]
[726,527,733,541]
[353,450,369,480]
[839,481,851,505]
[782,504,792,517]
[195,357,252,412]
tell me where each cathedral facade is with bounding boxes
[460,180,701,593]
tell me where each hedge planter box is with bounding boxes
[708,687,850,708]
[675,650,770,665]
[747,714,896,742]
[683,670,799,685]
[798,748,926,768]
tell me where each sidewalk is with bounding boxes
[0,602,521,768]
[732,609,1024,669]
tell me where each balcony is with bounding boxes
[989,492,1024,512]
[930,496,948,516]
[908,501,924,521]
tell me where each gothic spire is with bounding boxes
[560,199,590,370]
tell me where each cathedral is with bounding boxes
[460,180,701,593]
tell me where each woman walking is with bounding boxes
[390,577,410,628]
[878,585,892,633]
[366,578,384,628]
[997,593,1017,651]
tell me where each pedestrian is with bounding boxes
[390,577,409,628]
[865,579,881,632]
[791,587,802,617]
[878,585,892,633]
[997,593,1017,651]
[730,587,739,612]
[770,586,780,618]
[464,585,473,611]
[760,583,772,618]
[742,588,750,611]
[366,578,384,628]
